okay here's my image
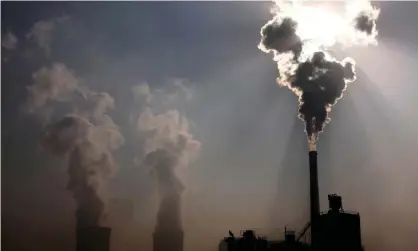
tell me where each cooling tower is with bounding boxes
[153,230,184,251]
[76,226,111,251]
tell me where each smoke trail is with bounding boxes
[258,0,379,150]
[133,82,200,232]
[24,62,124,227]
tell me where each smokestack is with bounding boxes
[76,227,111,251]
[153,230,184,251]
[309,151,320,247]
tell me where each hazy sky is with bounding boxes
[2,2,418,251]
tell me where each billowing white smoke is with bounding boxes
[133,81,200,232]
[24,62,124,227]
[258,0,380,150]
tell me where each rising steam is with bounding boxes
[24,63,124,227]
[133,82,200,232]
[258,0,379,150]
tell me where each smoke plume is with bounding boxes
[23,63,80,121]
[258,0,379,150]
[26,15,69,56]
[133,82,201,232]
[24,62,124,227]
[2,31,18,50]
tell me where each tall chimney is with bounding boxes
[76,227,111,251]
[309,151,320,248]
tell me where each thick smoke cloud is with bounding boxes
[24,63,124,227]
[258,0,379,150]
[293,53,356,140]
[259,17,302,59]
[133,82,201,232]
[355,13,376,35]
[39,115,91,155]
[349,1,380,40]
[23,63,80,121]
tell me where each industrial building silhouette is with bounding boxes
[219,151,364,251]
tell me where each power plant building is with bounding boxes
[219,151,365,251]
[317,195,362,251]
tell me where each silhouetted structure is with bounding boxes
[220,230,269,251]
[153,230,184,251]
[153,193,184,251]
[309,151,320,249]
[219,151,364,251]
[220,229,310,251]
[317,195,363,251]
[76,227,111,251]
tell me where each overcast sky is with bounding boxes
[2,2,418,251]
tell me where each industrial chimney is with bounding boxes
[309,151,320,248]
[76,227,111,251]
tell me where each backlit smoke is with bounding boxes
[24,62,124,227]
[134,82,201,232]
[39,115,121,227]
[258,0,379,150]
[23,63,80,121]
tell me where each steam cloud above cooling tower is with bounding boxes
[133,81,201,232]
[258,0,379,150]
[24,63,124,227]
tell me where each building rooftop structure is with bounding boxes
[219,193,363,251]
